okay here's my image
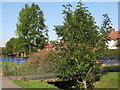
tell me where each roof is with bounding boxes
[109,31,120,39]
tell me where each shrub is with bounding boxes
[104,49,120,56]
[2,61,20,76]
[17,50,57,75]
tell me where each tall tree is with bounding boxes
[16,3,48,53]
[53,2,112,89]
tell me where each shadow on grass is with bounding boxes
[96,66,120,83]
[99,66,120,74]
[48,66,120,89]
[48,80,77,89]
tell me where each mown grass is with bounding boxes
[12,79,58,88]
[2,61,21,67]
[94,72,119,88]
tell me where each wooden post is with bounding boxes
[14,67,17,79]
[5,65,8,75]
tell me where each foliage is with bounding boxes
[94,72,119,88]
[0,47,2,55]
[2,47,7,56]
[0,47,4,57]
[16,3,48,54]
[3,3,48,55]
[3,38,17,55]
[52,2,112,89]
[116,39,120,47]
[13,37,29,53]
[3,37,29,56]
[2,61,21,76]
[12,79,58,88]
[104,49,120,56]
[17,50,56,75]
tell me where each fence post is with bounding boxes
[14,67,17,79]
[5,65,8,75]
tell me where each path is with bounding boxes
[1,77,22,88]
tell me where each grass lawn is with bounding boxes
[2,61,21,67]
[12,79,58,88]
[94,72,119,88]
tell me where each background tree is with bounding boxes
[3,37,29,56]
[4,38,17,55]
[13,37,29,53]
[0,47,2,56]
[52,2,112,89]
[16,3,48,54]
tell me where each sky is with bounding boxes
[0,1,119,47]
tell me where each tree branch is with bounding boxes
[76,79,83,84]
[87,67,92,74]
[93,38,101,52]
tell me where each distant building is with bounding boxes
[38,41,55,52]
[106,28,120,49]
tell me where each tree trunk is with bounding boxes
[83,78,87,89]
[29,45,32,54]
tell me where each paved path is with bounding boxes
[0,77,2,90]
[1,77,22,88]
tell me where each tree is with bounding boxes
[16,3,48,54]
[0,47,2,56]
[53,2,112,89]
[4,38,17,55]
[6,38,16,54]
[3,37,29,56]
[13,37,29,53]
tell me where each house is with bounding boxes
[106,28,120,49]
[38,41,55,52]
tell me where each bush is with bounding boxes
[17,50,57,75]
[104,49,120,56]
[2,61,20,76]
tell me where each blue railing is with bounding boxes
[0,57,29,63]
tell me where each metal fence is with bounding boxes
[0,57,29,63]
[99,56,120,60]
[97,56,120,66]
